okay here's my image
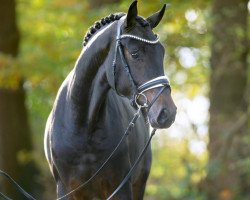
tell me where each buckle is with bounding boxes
[135,93,148,108]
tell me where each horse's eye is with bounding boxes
[131,52,139,59]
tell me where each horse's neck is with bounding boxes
[70,48,109,107]
[87,66,110,129]
[66,24,115,130]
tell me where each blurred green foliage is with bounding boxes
[0,0,231,199]
[146,136,207,199]
[0,53,23,88]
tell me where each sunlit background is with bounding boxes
[0,0,249,199]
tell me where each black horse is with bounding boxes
[44,1,176,199]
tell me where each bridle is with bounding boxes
[0,17,172,200]
[112,17,171,109]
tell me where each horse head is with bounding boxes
[106,1,177,129]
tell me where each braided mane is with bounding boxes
[83,13,125,46]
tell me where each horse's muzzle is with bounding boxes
[156,107,176,128]
[146,89,177,129]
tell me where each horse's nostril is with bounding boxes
[157,108,168,125]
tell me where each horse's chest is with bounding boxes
[52,127,126,168]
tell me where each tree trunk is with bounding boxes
[0,0,19,56]
[202,0,249,199]
[0,0,40,199]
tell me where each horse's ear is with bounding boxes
[146,4,168,29]
[126,0,138,28]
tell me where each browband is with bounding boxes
[119,34,160,44]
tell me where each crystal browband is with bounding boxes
[118,34,160,44]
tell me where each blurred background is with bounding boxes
[0,0,249,199]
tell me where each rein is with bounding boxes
[0,170,36,200]
[0,17,171,200]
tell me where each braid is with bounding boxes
[83,13,125,46]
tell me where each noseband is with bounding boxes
[112,17,171,108]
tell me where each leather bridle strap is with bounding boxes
[133,76,170,109]
[137,76,170,94]
[117,42,137,91]
[112,17,137,93]
[147,86,166,110]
